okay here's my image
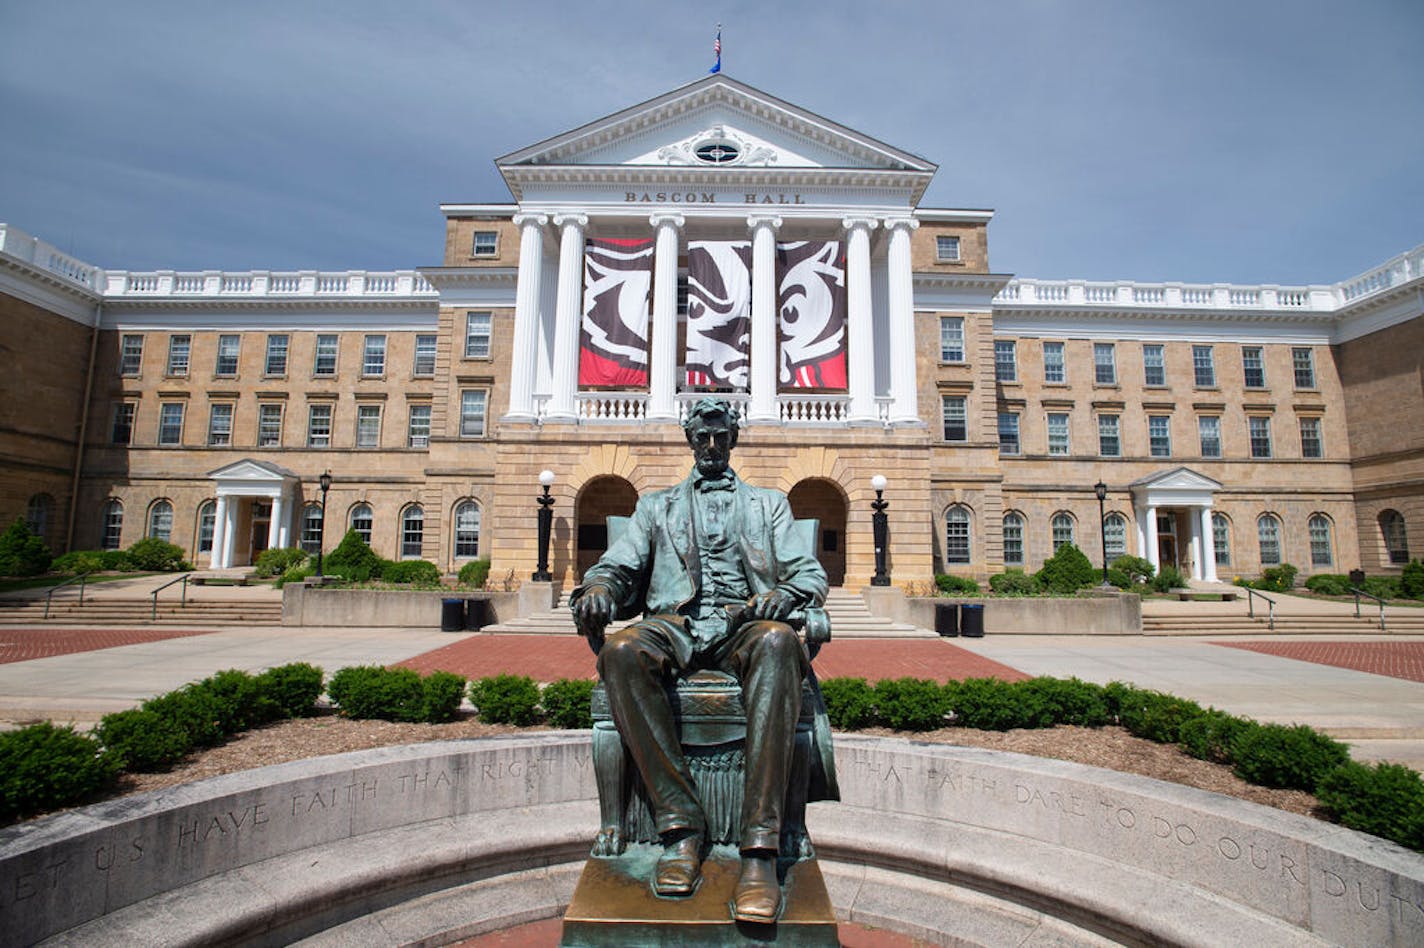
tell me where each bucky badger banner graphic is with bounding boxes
[777,240,847,388]
[579,238,654,387]
[684,240,752,388]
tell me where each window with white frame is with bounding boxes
[997,411,1020,456]
[460,390,487,438]
[1104,513,1127,559]
[401,505,424,558]
[1249,416,1272,458]
[313,334,338,376]
[1308,514,1333,566]
[936,235,961,261]
[1242,346,1265,388]
[1093,343,1117,384]
[307,403,333,447]
[215,334,240,376]
[1292,347,1316,389]
[1002,513,1025,566]
[349,504,373,544]
[1381,510,1409,565]
[1212,513,1231,566]
[464,312,492,359]
[166,335,191,376]
[1192,345,1216,387]
[941,395,967,442]
[120,334,144,376]
[1051,512,1075,552]
[1198,415,1222,458]
[158,402,185,446]
[1042,341,1065,383]
[1098,414,1120,457]
[1299,416,1323,458]
[300,504,323,554]
[265,334,289,376]
[362,335,386,376]
[413,334,437,376]
[197,501,215,554]
[939,317,964,362]
[454,501,481,558]
[258,403,283,447]
[1148,415,1172,458]
[1047,412,1070,456]
[1142,344,1165,386]
[1258,514,1282,566]
[147,500,173,541]
[408,403,431,447]
[472,231,498,257]
[994,340,1017,382]
[356,404,382,448]
[111,403,135,445]
[207,403,234,446]
[945,506,971,564]
[101,500,123,550]
[26,493,51,541]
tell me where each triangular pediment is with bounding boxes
[207,459,299,483]
[1130,467,1223,492]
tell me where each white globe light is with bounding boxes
[539,469,555,487]
[871,474,887,492]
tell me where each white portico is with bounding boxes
[1129,467,1223,583]
[206,459,301,569]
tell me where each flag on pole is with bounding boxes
[709,25,721,73]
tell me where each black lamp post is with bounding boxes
[870,474,890,587]
[1094,480,1110,586]
[316,470,332,578]
[533,469,555,582]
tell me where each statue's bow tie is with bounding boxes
[696,476,735,492]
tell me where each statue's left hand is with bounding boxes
[746,588,796,622]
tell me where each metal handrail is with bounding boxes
[43,573,88,619]
[1352,587,1387,631]
[150,574,190,620]
[1244,586,1276,631]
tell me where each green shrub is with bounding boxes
[328,666,427,722]
[142,685,228,747]
[1256,563,1299,592]
[988,569,1039,596]
[1013,677,1112,728]
[381,559,442,586]
[100,549,134,571]
[1108,555,1154,589]
[0,519,52,577]
[872,677,949,731]
[542,678,596,729]
[1304,573,1352,596]
[469,674,541,726]
[935,574,980,595]
[324,530,383,583]
[1363,575,1402,600]
[1231,723,1349,792]
[421,671,468,723]
[1401,560,1424,600]
[1178,710,1256,764]
[459,558,492,589]
[254,547,308,578]
[200,669,279,733]
[1317,762,1424,852]
[945,676,1031,731]
[51,550,107,575]
[819,677,877,730]
[1035,543,1098,594]
[276,563,314,587]
[94,708,191,771]
[257,663,324,718]
[1106,683,1204,744]
[125,536,190,572]
[1152,565,1187,592]
[0,723,118,820]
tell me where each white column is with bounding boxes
[505,213,547,422]
[211,494,228,569]
[747,214,782,424]
[843,217,879,426]
[268,494,286,551]
[884,217,921,425]
[1186,507,1203,582]
[1144,505,1160,572]
[1200,506,1219,582]
[648,213,684,422]
[546,213,588,423]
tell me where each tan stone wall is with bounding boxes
[911,222,989,272]
[444,215,518,267]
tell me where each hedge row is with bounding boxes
[327,668,595,730]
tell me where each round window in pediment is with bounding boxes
[694,140,740,164]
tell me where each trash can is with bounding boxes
[1349,569,1366,589]
[441,598,466,632]
[934,601,959,637]
[960,602,985,638]
[465,597,490,632]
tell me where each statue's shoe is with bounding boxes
[731,856,782,924]
[653,833,704,896]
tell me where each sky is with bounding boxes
[1,0,1421,285]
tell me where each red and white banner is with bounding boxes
[579,238,654,387]
[685,240,752,388]
[777,240,847,389]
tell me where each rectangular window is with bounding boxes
[460,390,487,438]
[1003,516,1024,566]
[258,404,283,447]
[1198,416,1222,458]
[120,334,144,376]
[1149,415,1172,457]
[1292,347,1316,389]
[1213,515,1231,566]
[1142,344,1165,387]
[215,334,240,376]
[471,231,498,257]
[941,395,967,442]
[994,340,1017,382]
[313,334,338,376]
[676,273,689,316]
[413,334,437,376]
[1042,341,1065,383]
[111,403,135,445]
[1249,416,1273,458]
[356,404,382,448]
[1242,346,1265,388]
[408,404,431,448]
[1046,412,1070,456]
[158,402,184,446]
[1098,414,1120,457]
[936,235,961,261]
[166,335,191,376]
[997,411,1020,456]
[207,403,233,446]
[1094,343,1117,384]
[264,334,289,376]
[1192,345,1216,387]
[307,404,333,447]
[464,312,492,359]
[1299,416,1323,458]
[939,317,964,362]
[362,335,386,376]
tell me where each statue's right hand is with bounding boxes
[573,585,615,645]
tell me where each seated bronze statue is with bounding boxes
[571,397,836,925]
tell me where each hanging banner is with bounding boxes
[579,237,654,387]
[684,240,752,388]
[777,240,847,388]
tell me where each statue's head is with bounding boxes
[682,397,740,479]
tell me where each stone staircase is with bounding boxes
[0,597,284,627]
[480,587,935,638]
[1142,609,1424,636]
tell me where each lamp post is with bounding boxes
[316,470,332,579]
[870,474,890,587]
[533,469,555,582]
[1094,480,1110,587]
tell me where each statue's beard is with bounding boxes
[696,455,729,478]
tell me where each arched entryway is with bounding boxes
[575,475,638,579]
[788,478,848,586]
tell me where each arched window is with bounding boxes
[944,505,971,565]
[1258,514,1282,566]
[147,500,173,542]
[1212,513,1231,567]
[1051,512,1075,552]
[25,493,52,541]
[401,505,424,559]
[454,501,481,559]
[197,501,216,554]
[101,500,124,550]
[1381,510,1409,566]
[1308,514,1333,567]
[1104,513,1127,559]
[301,504,324,554]
[349,504,373,545]
[1002,512,1025,566]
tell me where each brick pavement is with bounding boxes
[1214,641,1424,684]
[0,627,217,664]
